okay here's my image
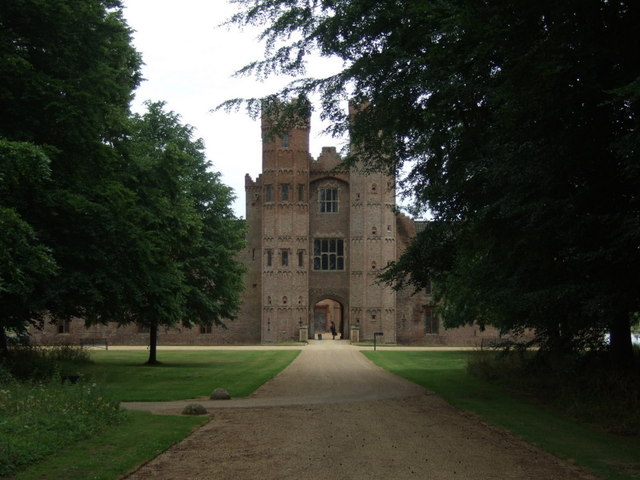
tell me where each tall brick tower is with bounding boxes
[258,107,311,342]
[348,167,398,343]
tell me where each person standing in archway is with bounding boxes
[330,321,337,340]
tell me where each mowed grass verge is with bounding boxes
[71,349,301,401]
[13,411,206,480]
[10,349,300,479]
[363,350,640,480]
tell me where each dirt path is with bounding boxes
[122,341,599,480]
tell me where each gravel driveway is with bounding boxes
[122,341,599,480]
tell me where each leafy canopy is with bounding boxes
[0,0,141,347]
[227,0,640,363]
[115,102,246,364]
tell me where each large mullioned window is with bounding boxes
[313,238,344,271]
[319,188,338,213]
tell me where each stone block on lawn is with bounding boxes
[210,388,231,400]
[182,403,208,415]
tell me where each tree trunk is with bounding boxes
[609,312,634,369]
[146,322,160,365]
[0,327,8,355]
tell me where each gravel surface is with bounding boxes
[122,341,600,480]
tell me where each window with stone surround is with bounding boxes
[425,280,432,295]
[200,324,213,334]
[424,308,439,334]
[266,249,273,267]
[281,183,290,201]
[281,249,289,267]
[319,188,338,213]
[297,250,304,267]
[313,238,344,270]
[57,319,71,334]
[265,184,273,202]
[282,134,290,148]
[297,184,305,202]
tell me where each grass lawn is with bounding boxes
[67,349,301,401]
[13,411,208,480]
[363,350,640,480]
[10,349,300,479]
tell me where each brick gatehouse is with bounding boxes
[31,106,503,347]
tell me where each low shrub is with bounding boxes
[0,366,13,386]
[45,344,92,363]
[0,345,91,381]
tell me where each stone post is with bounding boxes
[350,325,360,344]
[299,325,309,342]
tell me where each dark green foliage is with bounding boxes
[0,366,14,386]
[0,345,91,381]
[0,0,141,151]
[1,2,244,362]
[0,141,58,349]
[229,0,640,367]
[0,0,142,344]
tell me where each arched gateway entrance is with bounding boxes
[312,299,343,339]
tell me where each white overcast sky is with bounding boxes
[122,0,344,217]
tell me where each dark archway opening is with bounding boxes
[312,299,343,339]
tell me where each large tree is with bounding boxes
[1,2,245,361]
[227,0,640,366]
[114,102,245,364]
[0,0,142,341]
